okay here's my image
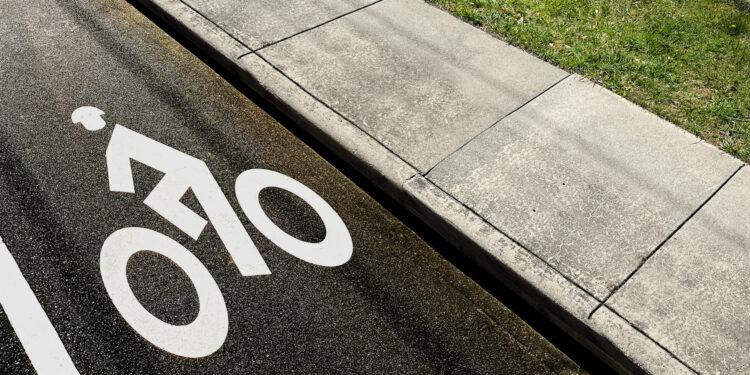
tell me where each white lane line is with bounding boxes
[0,235,79,374]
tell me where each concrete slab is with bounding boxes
[182,0,374,52]
[607,166,750,374]
[257,0,567,172]
[427,75,742,299]
[403,176,600,321]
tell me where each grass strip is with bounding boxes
[427,0,750,161]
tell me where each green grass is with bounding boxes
[427,0,750,161]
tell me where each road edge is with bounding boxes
[129,1,694,373]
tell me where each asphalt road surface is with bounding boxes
[0,0,583,373]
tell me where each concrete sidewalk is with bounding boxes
[134,0,749,373]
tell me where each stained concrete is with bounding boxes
[607,166,750,374]
[427,75,742,299]
[257,0,567,172]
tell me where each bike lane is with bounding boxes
[0,0,582,373]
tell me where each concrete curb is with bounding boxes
[132,0,735,373]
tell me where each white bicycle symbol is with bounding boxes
[77,106,353,358]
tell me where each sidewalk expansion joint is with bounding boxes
[179,0,254,53]
[424,73,571,176]
[603,304,700,374]
[588,163,746,321]
[420,176,603,304]
[238,0,384,59]
[253,51,421,173]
